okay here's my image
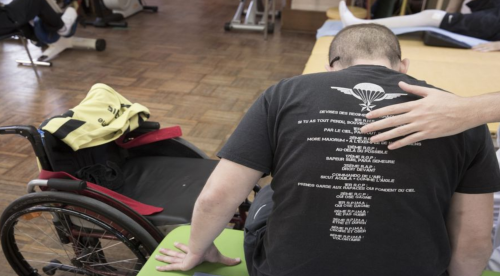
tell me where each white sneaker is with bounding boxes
[58,7,77,36]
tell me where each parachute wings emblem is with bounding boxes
[331,83,406,112]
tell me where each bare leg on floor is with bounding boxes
[339,0,446,29]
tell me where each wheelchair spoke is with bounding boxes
[14,226,69,260]
[75,216,86,249]
[98,219,118,252]
[99,227,117,255]
[80,209,95,250]
[18,251,61,256]
[87,258,141,266]
[24,259,80,268]
[41,212,68,244]
[3,196,151,276]
[24,215,73,261]
[40,212,87,251]
[80,211,103,255]
[77,240,123,261]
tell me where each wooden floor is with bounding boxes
[0,0,315,274]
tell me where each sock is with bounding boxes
[57,7,77,36]
[339,1,365,27]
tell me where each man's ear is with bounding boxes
[398,58,410,74]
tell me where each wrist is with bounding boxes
[468,93,500,126]
[458,96,481,129]
[185,241,209,257]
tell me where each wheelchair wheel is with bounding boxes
[1,191,158,276]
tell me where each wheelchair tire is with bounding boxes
[1,191,158,276]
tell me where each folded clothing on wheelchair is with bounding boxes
[41,83,150,151]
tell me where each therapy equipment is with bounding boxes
[13,0,106,68]
[224,0,278,39]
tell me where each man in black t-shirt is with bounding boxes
[155,24,500,276]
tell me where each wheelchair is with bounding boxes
[0,120,255,276]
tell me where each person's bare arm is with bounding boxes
[155,158,263,271]
[360,82,500,149]
[447,193,494,275]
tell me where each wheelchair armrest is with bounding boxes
[0,125,51,170]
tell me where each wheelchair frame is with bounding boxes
[0,123,252,276]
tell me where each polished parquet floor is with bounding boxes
[0,0,315,274]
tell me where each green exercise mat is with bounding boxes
[138,225,249,276]
[483,271,500,276]
[139,227,500,276]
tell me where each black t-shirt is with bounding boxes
[218,65,500,276]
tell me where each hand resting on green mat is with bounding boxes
[155,242,240,272]
[137,226,248,276]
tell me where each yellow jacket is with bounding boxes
[42,83,150,151]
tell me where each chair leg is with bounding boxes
[19,36,40,80]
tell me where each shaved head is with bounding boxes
[329,24,402,68]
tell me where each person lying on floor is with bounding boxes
[155,24,500,276]
[340,0,500,52]
[0,0,77,41]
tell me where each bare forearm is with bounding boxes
[187,159,262,256]
[188,189,243,255]
[421,91,500,132]
[448,245,492,276]
[468,91,500,125]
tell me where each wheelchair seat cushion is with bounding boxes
[120,156,218,226]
